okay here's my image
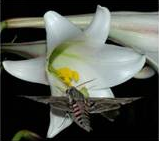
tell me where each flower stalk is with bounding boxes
[1,15,89,30]
[1,12,157,30]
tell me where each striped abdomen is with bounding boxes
[71,101,92,132]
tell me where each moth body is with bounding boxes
[66,86,92,132]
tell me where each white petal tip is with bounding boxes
[44,9,82,52]
[97,5,109,12]
[44,11,60,19]
[3,60,35,83]
[134,66,155,79]
[47,112,73,138]
[3,61,10,72]
[3,58,49,85]
[3,61,16,77]
[97,5,104,9]
[84,5,110,42]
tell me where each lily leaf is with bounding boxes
[12,130,44,141]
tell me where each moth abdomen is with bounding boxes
[72,103,82,117]
[71,101,92,132]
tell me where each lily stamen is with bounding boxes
[56,67,79,86]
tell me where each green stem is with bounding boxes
[4,17,44,29]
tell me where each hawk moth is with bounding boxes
[21,86,141,132]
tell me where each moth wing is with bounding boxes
[101,110,120,122]
[87,101,121,113]
[87,97,141,113]
[20,95,72,112]
[50,99,72,112]
[103,97,141,105]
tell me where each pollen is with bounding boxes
[72,71,79,82]
[56,67,80,86]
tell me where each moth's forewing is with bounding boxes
[105,97,142,105]
[50,104,72,112]
[50,100,72,112]
[20,95,72,112]
[87,97,141,113]
[87,102,121,113]
[19,95,53,104]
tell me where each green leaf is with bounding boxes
[12,130,43,141]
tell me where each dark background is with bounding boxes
[1,1,158,141]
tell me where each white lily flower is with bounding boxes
[3,6,146,138]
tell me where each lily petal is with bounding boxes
[3,57,48,85]
[109,29,158,71]
[108,12,158,70]
[145,52,158,72]
[84,5,110,42]
[134,66,155,79]
[52,42,145,88]
[89,88,114,98]
[44,11,82,53]
[109,29,158,52]
[47,111,72,138]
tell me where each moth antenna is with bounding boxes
[76,79,96,88]
[87,85,98,90]
[58,113,70,128]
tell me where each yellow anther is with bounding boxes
[72,71,79,82]
[56,67,80,86]
[57,67,72,78]
[63,77,72,86]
